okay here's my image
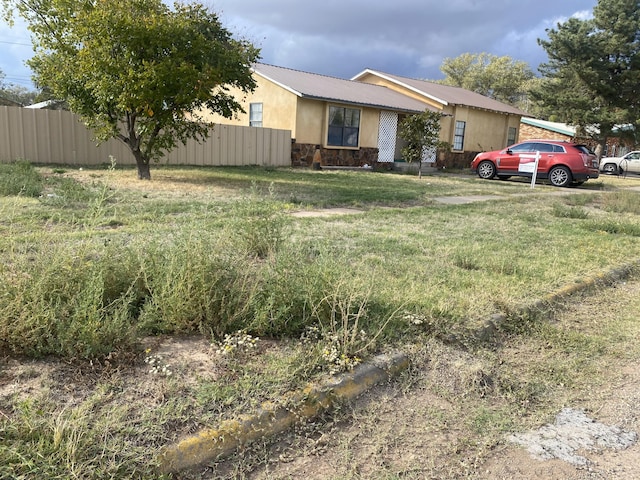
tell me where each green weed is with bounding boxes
[551,203,589,219]
[0,160,43,197]
[585,218,640,236]
[601,189,640,215]
[230,182,290,258]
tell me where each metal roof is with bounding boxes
[253,63,438,114]
[521,117,605,137]
[521,117,576,136]
[352,69,529,116]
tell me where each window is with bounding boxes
[249,103,263,127]
[533,143,555,153]
[530,142,566,153]
[508,142,536,152]
[453,121,466,151]
[327,106,360,147]
[507,127,517,146]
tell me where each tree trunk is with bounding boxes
[133,151,151,180]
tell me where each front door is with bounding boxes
[378,111,398,164]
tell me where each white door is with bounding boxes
[378,111,398,163]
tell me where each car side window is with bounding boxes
[533,143,554,153]
[552,145,566,153]
[628,152,640,160]
[509,143,534,152]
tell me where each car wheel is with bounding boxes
[477,160,496,179]
[602,163,619,175]
[549,166,572,187]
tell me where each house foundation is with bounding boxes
[292,143,378,168]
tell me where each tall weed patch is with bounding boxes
[245,246,343,337]
[0,240,142,359]
[137,232,255,337]
[231,183,289,258]
[0,161,43,197]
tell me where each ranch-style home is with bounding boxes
[352,69,528,167]
[202,63,528,169]
[201,63,437,167]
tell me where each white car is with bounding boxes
[599,151,640,175]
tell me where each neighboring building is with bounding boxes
[200,63,437,168]
[519,117,630,157]
[352,69,528,168]
[519,117,576,142]
[24,99,67,110]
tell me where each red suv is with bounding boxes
[471,140,599,187]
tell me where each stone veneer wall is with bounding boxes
[291,143,378,168]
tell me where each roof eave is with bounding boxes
[453,103,526,117]
[251,67,303,98]
[352,69,449,106]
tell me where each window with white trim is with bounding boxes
[507,126,517,146]
[249,103,263,127]
[453,120,466,151]
[327,106,360,147]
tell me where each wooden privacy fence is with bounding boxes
[0,106,291,167]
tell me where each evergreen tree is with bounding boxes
[534,0,640,148]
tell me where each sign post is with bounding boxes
[518,151,541,189]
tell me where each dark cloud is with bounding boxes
[213,0,597,79]
[0,0,597,89]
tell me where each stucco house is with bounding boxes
[201,63,437,168]
[352,69,529,168]
[203,63,529,169]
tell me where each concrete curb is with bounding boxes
[158,351,410,474]
[475,259,640,342]
[158,259,640,475]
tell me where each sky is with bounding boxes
[1,0,597,91]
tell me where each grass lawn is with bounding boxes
[1,163,640,478]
